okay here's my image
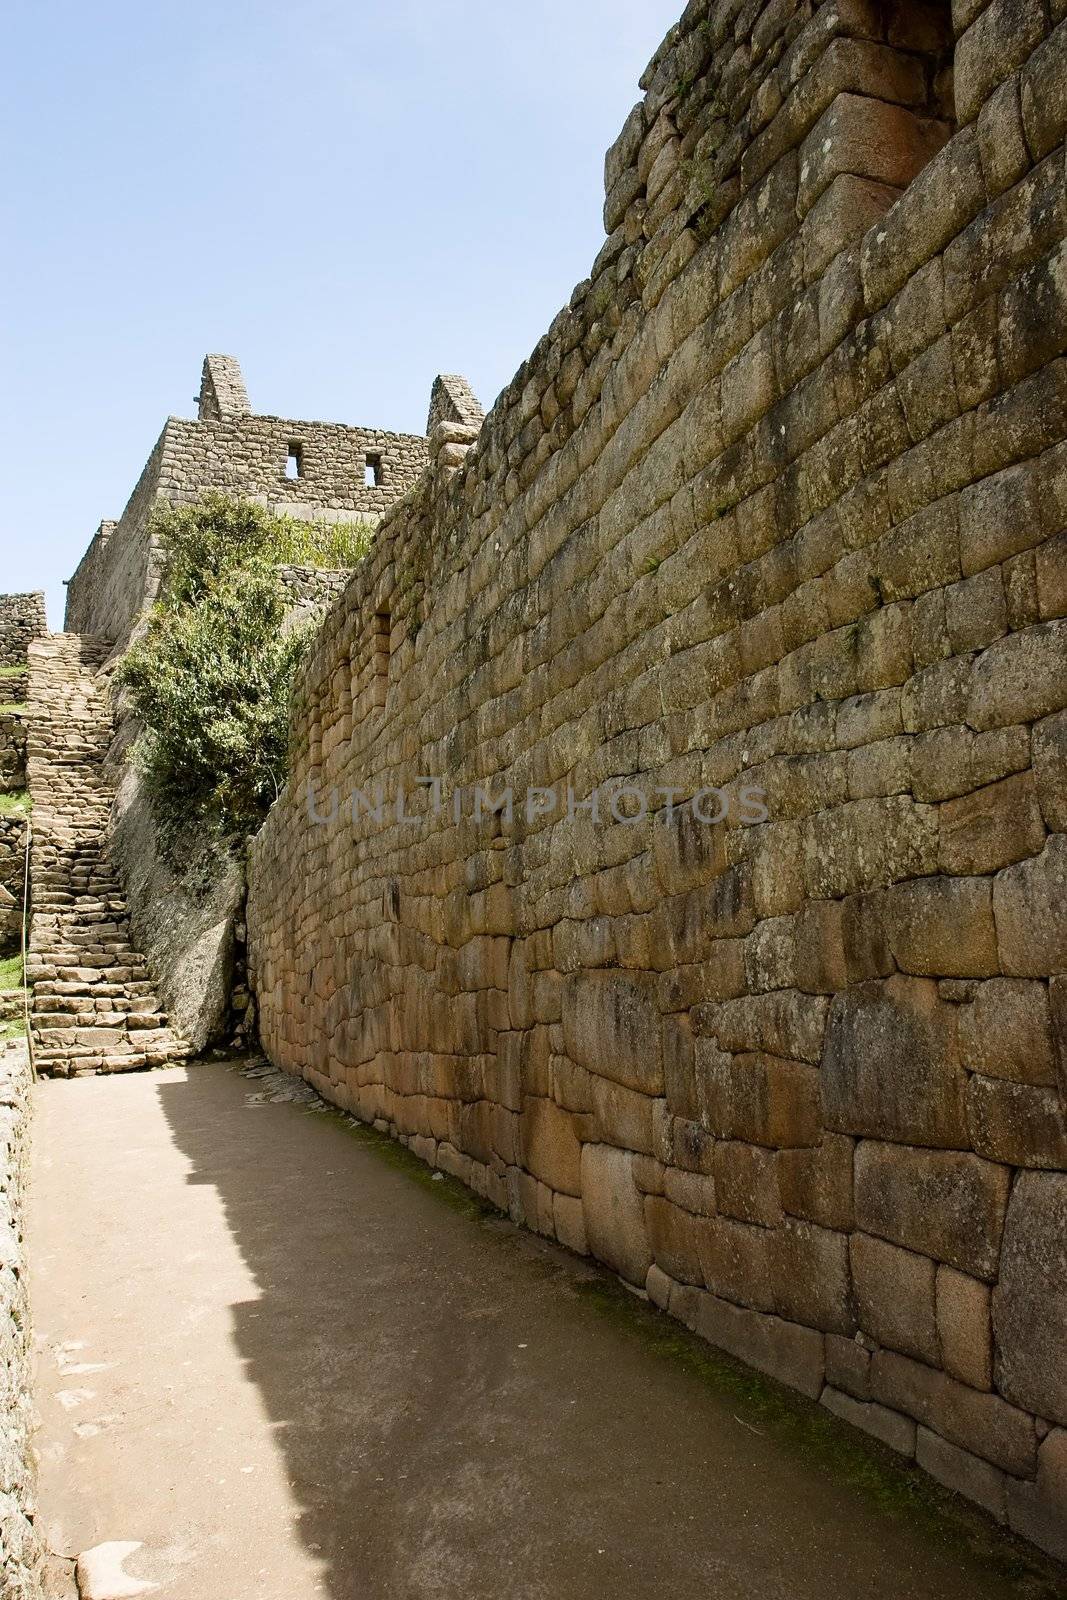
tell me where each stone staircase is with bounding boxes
[26,635,189,1076]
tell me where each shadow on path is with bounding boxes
[153,1062,1059,1600]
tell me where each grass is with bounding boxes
[0,791,30,816]
[0,702,24,715]
[0,1019,26,1043]
[0,665,24,679]
[0,953,24,990]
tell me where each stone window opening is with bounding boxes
[285,443,304,480]
[372,609,392,708]
[365,453,383,489]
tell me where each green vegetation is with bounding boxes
[0,954,23,991]
[117,495,372,847]
[0,665,24,679]
[0,704,24,715]
[0,791,30,816]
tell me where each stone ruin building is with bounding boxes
[2,0,1066,1585]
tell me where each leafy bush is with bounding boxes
[117,494,370,843]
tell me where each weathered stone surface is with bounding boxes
[993,835,1067,976]
[697,1214,774,1311]
[965,1073,1067,1168]
[770,1218,855,1334]
[562,972,664,1095]
[580,1143,650,1287]
[777,1133,855,1231]
[645,1194,704,1285]
[992,1172,1067,1426]
[877,876,999,978]
[854,1142,1010,1280]
[957,977,1058,1086]
[871,1350,1036,1476]
[671,1282,825,1400]
[915,1428,1007,1522]
[1006,1427,1067,1563]
[521,1095,583,1196]
[822,1386,917,1457]
[851,1232,938,1364]
[713,1139,782,1225]
[936,1265,993,1391]
[822,977,967,1147]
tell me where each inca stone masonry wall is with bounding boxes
[0,1043,43,1597]
[64,355,428,648]
[248,0,1067,1557]
[0,596,46,959]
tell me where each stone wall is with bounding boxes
[0,816,29,959]
[57,360,436,1050]
[64,357,429,648]
[0,1041,44,1597]
[0,596,47,673]
[248,0,1067,1558]
[0,596,45,963]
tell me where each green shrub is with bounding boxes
[117,495,370,844]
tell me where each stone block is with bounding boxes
[871,1349,1036,1476]
[1006,1428,1067,1564]
[939,772,1047,876]
[851,1232,938,1363]
[713,1139,783,1225]
[770,1218,855,1334]
[562,971,664,1094]
[854,1141,1010,1281]
[822,1386,916,1457]
[936,1265,992,1391]
[777,1134,855,1231]
[697,1048,821,1149]
[1033,711,1067,832]
[696,1214,774,1311]
[825,1331,872,1401]
[672,1283,826,1400]
[553,1193,587,1256]
[958,976,1057,1085]
[915,1428,1007,1522]
[993,835,1067,977]
[967,622,1067,731]
[644,1195,704,1286]
[821,976,968,1148]
[965,1074,1067,1168]
[993,1171,1067,1426]
[520,1095,582,1196]
[878,876,999,978]
[580,1143,651,1287]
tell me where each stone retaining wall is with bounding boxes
[0,597,46,674]
[0,1041,43,1597]
[0,816,29,959]
[248,0,1067,1556]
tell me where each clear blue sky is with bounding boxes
[2,0,681,628]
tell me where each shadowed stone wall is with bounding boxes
[248,0,1067,1556]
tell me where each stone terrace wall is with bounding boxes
[0,595,47,672]
[0,1041,44,1597]
[249,0,1067,1555]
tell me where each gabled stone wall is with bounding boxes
[248,0,1067,1556]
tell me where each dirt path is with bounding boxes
[27,1062,1061,1600]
